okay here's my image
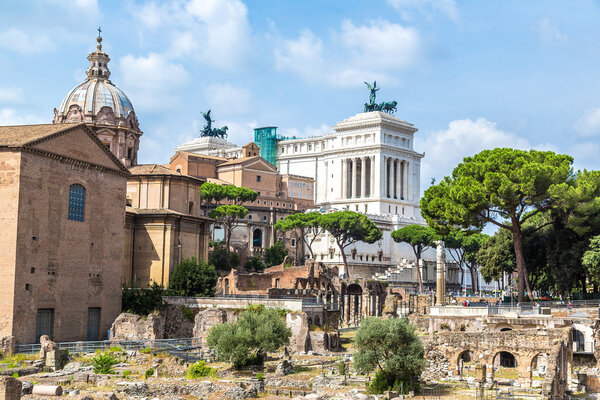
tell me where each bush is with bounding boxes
[207,306,291,369]
[145,368,154,379]
[264,240,288,267]
[186,361,215,378]
[123,370,132,378]
[169,257,217,297]
[140,347,152,354]
[354,317,425,394]
[440,323,451,331]
[122,282,168,316]
[109,346,123,353]
[244,256,265,272]
[180,306,195,322]
[91,352,120,374]
[337,362,347,375]
[256,372,264,381]
[209,241,240,272]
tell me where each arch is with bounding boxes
[457,350,474,376]
[530,353,548,385]
[347,283,363,295]
[573,329,585,352]
[253,228,263,248]
[314,315,321,327]
[68,184,86,222]
[500,327,513,332]
[573,324,594,353]
[495,323,513,332]
[494,351,517,368]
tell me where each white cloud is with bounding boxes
[0,87,24,104]
[119,53,189,111]
[0,108,45,125]
[274,20,420,88]
[133,0,251,69]
[205,83,252,115]
[573,107,600,137]
[534,18,566,45]
[416,118,531,192]
[386,0,458,22]
[0,29,56,55]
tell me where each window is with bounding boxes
[307,184,310,190]
[307,193,310,199]
[263,216,267,222]
[291,239,296,247]
[308,144,312,150]
[248,215,253,221]
[294,145,298,152]
[290,182,295,187]
[270,201,273,206]
[290,191,294,196]
[188,201,194,214]
[263,200,267,205]
[256,175,261,182]
[299,183,303,188]
[276,202,279,207]
[68,184,86,222]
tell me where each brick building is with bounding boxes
[0,123,128,343]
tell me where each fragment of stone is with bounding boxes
[32,385,63,396]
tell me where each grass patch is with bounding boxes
[186,361,216,378]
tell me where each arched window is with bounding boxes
[68,184,86,221]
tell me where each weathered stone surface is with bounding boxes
[20,381,32,395]
[193,308,233,346]
[45,349,68,371]
[0,376,22,400]
[110,313,165,341]
[0,337,15,357]
[32,385,63,396]
[116,381,148,396]
[275,359,295,376]
[39,335,58,359]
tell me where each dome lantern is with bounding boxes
[53,30,143,167]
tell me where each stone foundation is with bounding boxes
[0,376,22,400]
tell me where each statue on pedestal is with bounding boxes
[200,109,229,139]
[363,81,397,114]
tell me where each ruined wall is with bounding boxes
[110,313,166,341]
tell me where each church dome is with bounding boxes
[53,33,139,131]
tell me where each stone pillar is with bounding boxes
[370,294,374,316]
[358,295,363,323]
[354,158,361,198]
[397,160,403,201]
[378,154,385,198]
[435,240,446,305]
[375,295,380,317]
[349,159,354,198]
[393,159,398,198]
[344,295,350,325]
[386,158,392,198]
[361,157,367,198]
[341,158,346,199]
[0,376,22,400]
[403,161,410,201]
[370,156,376,197]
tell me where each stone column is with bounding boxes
[370,156,375,197]
[375,295,380,317]
[361,157,367,198]
[397,160,403,201]
[387,158,392,198]
[349,159,354,198]
[378,154,385,198]
[403,161,410,201]
[344,295,350,324]
[393,159,398,198]
[341,158,346,199]
[358,295,363,323]
[355,158,361,198]
[435,240,446,305]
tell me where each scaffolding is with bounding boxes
[254,126,279,166]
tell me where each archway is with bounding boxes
[345,284,363,326]
[457,350,474,376]
[500,328,513,332]
[493,351,518,382]
[214,226,224,242]
[252,229,263,248]
[530,353,548,387]
[573,329,585,352]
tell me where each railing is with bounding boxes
[15,338,203,355]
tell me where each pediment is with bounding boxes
[245,158,277,172]
[30,126,126,172]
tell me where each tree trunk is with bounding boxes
[414,247,423,293]
[340,244,350,280]
[469,264,477,294]
[511,218,533,302]
[226,223,232,254]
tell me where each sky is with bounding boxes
[1,0,600,195]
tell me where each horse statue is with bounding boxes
[379,101,397,114]
[213,126,228,139]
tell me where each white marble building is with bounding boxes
[275,111,427,278]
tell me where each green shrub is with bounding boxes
[169,257,217,297]
[123,370,132,378]
[109,346,123,353]
[440,323,451,331]
[91,352,120,374]
[256,372,264,381]
[145,368,154,379]
[264,240,288,267]
[337,362,347,375]
[209,241,240,272]
[180,306,195,322]
[122,282,169,316]
[207,306,291,369]
[140,347,152,354]
[12,372,18,378]
[186,361,215,378]
[244,256,265,272]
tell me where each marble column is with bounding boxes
[349,159,354,198]
[435,240,446,305]
[397,159,403,201]
[341,158,346,199]
[393,159,398,198]
[403,161,410,201]
[361,157,367,198]
[386,158,392,198]
[370,156,375,197]
[355,158,361,198]
[375,295,380,317]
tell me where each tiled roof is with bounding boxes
[217,156,262,166]
[0,123,80,146]
[173,151,227,161]
[129,164,182,176]
[126,206,213,221]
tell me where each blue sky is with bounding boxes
[1,0,600,194]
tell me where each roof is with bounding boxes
[0,123,129,174]
[126,206,213,221]
[0,123,80,146]
[242,142,258,148]
[129,164,207,182]
[206,177,230,185]
[217,155,262,166]
[171,151,227,162]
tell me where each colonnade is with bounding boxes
[341,292,382,326]
[339,155,410,200]
[340,156,375,199]
[383,156,409,200]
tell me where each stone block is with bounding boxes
[0,376,22,400]
[0,337,15,357]
[45,350,68,371]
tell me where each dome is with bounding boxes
[57,79,134,119]
[53,33,139,131]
